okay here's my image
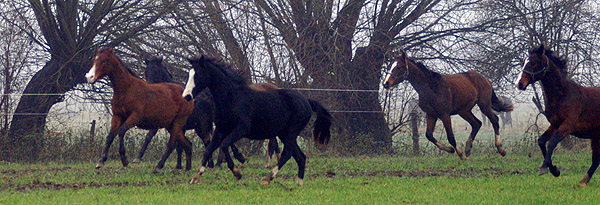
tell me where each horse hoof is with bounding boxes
[233,168,242,180]
[497,149,507,157]
[260,180,270,185]
[448,147,455,154]
[550,166,560,177]
[190,176,201,184]
[95,163,104,169]
[538,167,548,176]
[152,167,161,174]
[297,177,304,186]
[132,158,141,163]
[175,166,183,170]
[577,182,587,188]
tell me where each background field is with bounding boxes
[2,150,598,204]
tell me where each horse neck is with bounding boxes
[107,63,135,93]
[205,68,241,106]
[406,62,438,97]
[539,64,569,105]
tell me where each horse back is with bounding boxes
[112,79,193,129]
[223,88,311,139]
[441,71,491,111]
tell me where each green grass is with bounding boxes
[1,152,599,204]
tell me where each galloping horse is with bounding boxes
[135,57,281,167]
[132,56,218,168]
[85,48,194,172]
[517,45,600,187]
[383,51,513,160]
[183,55,332,186]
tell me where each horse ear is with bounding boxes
[107,48,114,53]
[187,57,194,64]
[401,50,407,59]
[158,56,163,63]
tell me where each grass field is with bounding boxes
[1,150,599,204]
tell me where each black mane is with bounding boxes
[199,55,249,87]
[532,45,569,75]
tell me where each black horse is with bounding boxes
[183,55,332,186]
[133,56,246,167]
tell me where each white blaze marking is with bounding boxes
[515,58,529,87]
[384,61,398,82]
[182,69,196,98]
[85,57,98,83]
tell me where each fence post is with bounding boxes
[89,120,96,143]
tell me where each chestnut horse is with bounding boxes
[85,48,194,172]
[183,55,332,186]
[383,51,513,160]
[517,45,600,187]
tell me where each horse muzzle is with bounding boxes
[86,74,97,84]
[183,94,193,102]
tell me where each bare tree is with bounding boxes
[2,0,183,161]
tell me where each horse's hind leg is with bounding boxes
[440,114,466,160]
[174,142,183,169]
[579,137,600,187]
[481,105,506,156]
[459,111,482,158]
[134,129,158,163]
[229,144,247,164]
[265,139,280,168]
[424,115,455,153]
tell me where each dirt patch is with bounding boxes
[4,180,184,192]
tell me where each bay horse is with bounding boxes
[517,44,600,187]
[182,55,332,186]
[383,51,513,160]
[85,48,194,172]
[134,56,281,167]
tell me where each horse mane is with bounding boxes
[200,55,249,87]
[98,48,141,79]
[532,45,569,76]
[414,61,442,80]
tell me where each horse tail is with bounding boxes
[308,99,332,145]
[491,91,514,112]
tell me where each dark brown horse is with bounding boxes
[517,45,600,187]
[85,48,194,172]
[383,51,513,160]
[183,55,331,186]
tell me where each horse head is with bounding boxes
[383,51,410,89]
[86,48,118,84]
[517,45,551,90]
[183,55,210,101]
[144,56,173,84]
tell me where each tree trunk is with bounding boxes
[5,58,88,161]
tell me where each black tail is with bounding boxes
[308,99,332,145]
[491,91,514,112]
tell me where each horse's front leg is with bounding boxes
[115,113,143,167]
[424,115,454,154]
[541,125,572,177]
[217,124,250,180]
[537,125,557,175]
[440,114,465,160]
[96,116,123,169]
[190,130,224,184]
